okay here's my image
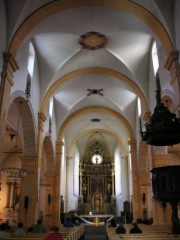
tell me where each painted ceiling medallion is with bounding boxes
[91,118,101,122]
[79,31,107,50]
[87,89,103,96]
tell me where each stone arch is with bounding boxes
[8,94,36,156]
[40,67,149,115]
[57,106,135,143]
[9,0,174,56]
[69,129,126,157]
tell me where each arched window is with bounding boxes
[27,42,35,77]
[25,42,35,101]
[137,97,141,117]
[151,41,159,75]
[48,97,54,136]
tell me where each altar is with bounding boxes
[78,214,114,225]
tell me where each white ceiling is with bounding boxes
[5,0,171,156]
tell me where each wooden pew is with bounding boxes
[106,224,180,240]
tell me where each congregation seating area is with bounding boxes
[106,223,180,240]
[1,225,85,240]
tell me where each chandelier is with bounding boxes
[140,73,180,146]
[0,167,27,178]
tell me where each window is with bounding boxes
[151,41,159,75]
[137,97,141,117]
[91,154,103,164]
[49,97,54,118]
[27,42,35,77]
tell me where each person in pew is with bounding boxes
[115,222,126,234]
[0,223,11,238]
[32,219,47,233]
[63,217,74,227]
[14,222,26,236]
[44,225,64,240]
[129,222,142,233]
[109,218,117,227]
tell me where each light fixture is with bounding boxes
[140,73,180,146]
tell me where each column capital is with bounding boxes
[38,112,47,122]
[38,112,46,132]
[2,52,19,86]
[56,141,64,154]
[128,139,136,151]
[66,156,72,161]
[143,112,151,122]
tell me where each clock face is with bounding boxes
[91,154,103,164]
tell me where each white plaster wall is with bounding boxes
[115,147,129,217]
[66,148,79,212]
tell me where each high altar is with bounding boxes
[78,141,116,217]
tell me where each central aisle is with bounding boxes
[84,225,107,240]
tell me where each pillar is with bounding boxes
[18,156,38,227]
[128,139,141,221]
[66,156,71,211]
[52,141,64,225]
[151,154,171,224]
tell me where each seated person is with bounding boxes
[14,222,26,236]
[32,219,46,233]
[44,226,64,240]
[63,217,74,227]
[129,223,142,233]
[0,223,11,238]
[116,222,126,234]
[109,219,117,227]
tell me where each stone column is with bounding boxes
[66,156,71,211]
[43,172,54,227]
[52,141,64,225]
[37,112,46,170]
[18,156,38,227]
[0,53,18,163]
[111,160,115,196]
[164,51,180,106]
[151,154,171,224]
[9,182,15,208]
[128,139,140,221]
[6,182,11,207]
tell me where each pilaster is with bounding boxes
[151,153,171,224]
[52,141,64,225]
[128,139,140,221]
[65,156,71,212]
[18,155,38,227]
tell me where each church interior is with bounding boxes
[0,0,180,234]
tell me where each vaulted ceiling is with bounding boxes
[3,0,174,157]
